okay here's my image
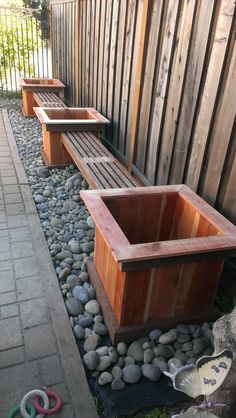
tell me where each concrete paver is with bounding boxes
[0,109,99,418]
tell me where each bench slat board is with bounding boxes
[33,92,67,108]
[62,131,139,189]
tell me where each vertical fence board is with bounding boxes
[145,0,179,183]
[97,0,106,111]
[186,0,235,191]
[135,0,163,173]
[169,0,215,184]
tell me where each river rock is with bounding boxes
[193,337,208,355]
[127,341,144,362]
[109,347,118,363]
[83,333,101,352]
[72,286,90,304]
[83,351,100,371]
[87,216,95,229]
[73,324,85,340]
[98,372,113,386]
[144,348,154,363]
[117,342,127,356]
[93,322,108,336]
[122,364,142,384]
[159,330,177,344]
[111,378,125,391]
[152,358,168,373]
[168,358,184,373]
[96,346,109,357]
[96,356,112,372]
[78,316,94,328]
[141,364,161,381]
[36,166,49,178]
[111,366,122,379]
[56,250,72,261]
[65,298,84,316]
[85,299,100,315]
[149,329,162,341]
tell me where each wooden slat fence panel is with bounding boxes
[51,0,236,223]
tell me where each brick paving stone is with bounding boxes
[16,275,43,301]
[49,382,70,404]
[0,270,15,292]
[3,184,20,194]
[5,193,22,204]
[24,324,57,360]
[7,214,28,228]
[0,291,16,305]
[0,362,40,417]
[1,170,16,177]
[9,225,32,242]
[0,260,13,272]
[39,355,64,386]
[0,235,10,252]
[0,228,8,237]
[0,316,22,350]
[6,202,25,215]
[11,241,35,258]
[20,298,49,328]
[0,212,6,223]
[57,403,76,418]
[1,303,19,318]
[1,176,18,185]
[14,256,39,278]
[0,222,8,229]
[0,250,11,261]
[0,346,24,369]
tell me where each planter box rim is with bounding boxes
[18,77,65,89]
[81,185,236,271]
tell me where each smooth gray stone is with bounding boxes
[111,378,125,391]
[98,372,113,386]
[127,341,144,362]
[87,216,95,228]
[96,356,112,372]
[78,317,94,328]
[109,346,118,363]
[72,286,90,304]
[83,351,100,370]
[193,337,208,355]
[111,366,122,379]
[85,299,100,315]
[149,329,162,341]
[159,330,177,345]
[117,342,127,356]
[144,348,154,364]
[124,356,135,366]
[56,250,73,260]
[168,358,184,373]
[122,365,142,384]
[96,346,109,357]
[177,333,191,343]
[141,364,161,381]
[65,298,84,316]
[93,322,108,336]
[152,358,168,373]
[83,333,101,353]
[176,324,190,335]
[73,324,85,340]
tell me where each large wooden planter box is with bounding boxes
[81,185,236,343]
[18,78,65,117]
[33,107,110,167]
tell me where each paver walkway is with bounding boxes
[0,110,98,418]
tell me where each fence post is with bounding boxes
[128,0,151,173]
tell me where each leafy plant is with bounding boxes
[0,4,42,81]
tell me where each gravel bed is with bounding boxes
[8,106,214,403]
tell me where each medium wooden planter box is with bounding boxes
[81,185,236,343]
[18,78,65,117]
[34,107,109,167]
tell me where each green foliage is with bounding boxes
[0,5,42,80]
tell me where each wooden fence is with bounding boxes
[51,0,236,223]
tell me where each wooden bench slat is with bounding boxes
[62,133,110,188]
[62,131,139,189]
[69,134,118,188]
[76,132,139,187]
[33,91,67,108]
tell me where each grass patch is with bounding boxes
[0,90,22,99]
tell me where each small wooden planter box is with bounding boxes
[81,185,236,343]
[18,78,65,117]
[33,107,110,167]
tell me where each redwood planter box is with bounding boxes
[33,107,109,167]
[81,185,236,343]
[18,78,65,117]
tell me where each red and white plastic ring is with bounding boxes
[34,390,63,415]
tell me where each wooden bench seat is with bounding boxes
[33,91,66,108]
[61,131,139,189]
